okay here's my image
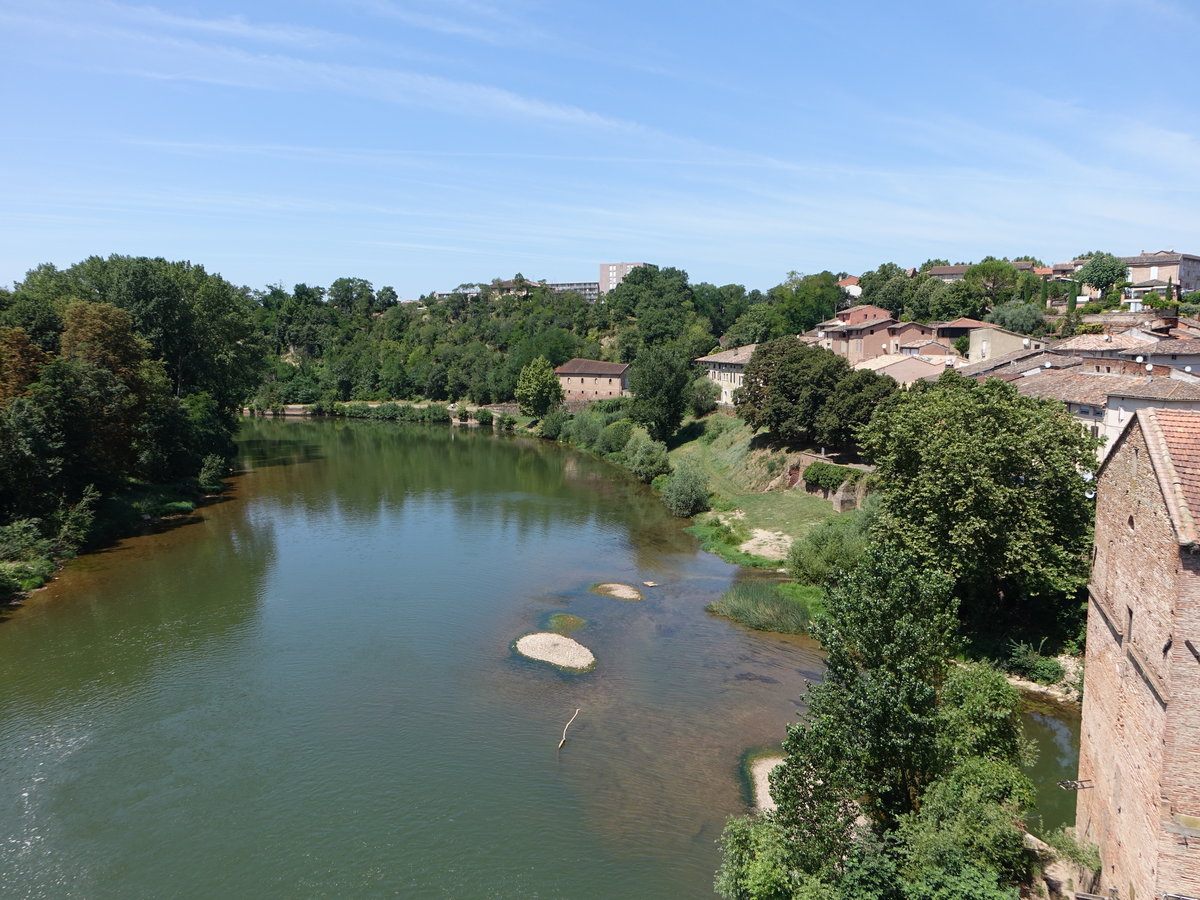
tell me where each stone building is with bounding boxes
[1076,407,1200,900]
[696,343,756,406]
[553,358,629,402]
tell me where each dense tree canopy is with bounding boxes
[858,371,1099,636]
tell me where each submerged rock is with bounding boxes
[592,582,642,601]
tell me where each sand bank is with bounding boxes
[592,582,642,601]
[751,755,784,811]
[514,632,596,671]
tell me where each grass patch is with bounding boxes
[668,415,838,544]
[686,520,776,569]
[706,580,819,634]
[547,613,587,634]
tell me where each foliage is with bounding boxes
[787,502,874,585]
[629,345,692,442]
[1074,253,1127,298]
[802,461,860,492]
[735,339,849,444]
[596,419,634,455]
[197,454,227,493]
[472,407,493,427]
[714,816,797,900]
[497,413,517,433]
[706,580,816,633]
[622,429,671,482]
[536,407,567,439]
[811,368,897,450]
[952,334,970,356]
[1042,827,1101,872]
[660,458,710,516]
[1005,639,1065,684]
[986,301,1045,335]
[858,371,1100,639]
[690,375,721,417]
[514,356,564,417]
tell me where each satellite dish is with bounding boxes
[1146,364,1154,372]
[1135,355,1144,363]
[1187,366,1193,373]
[1085,490,1096,500]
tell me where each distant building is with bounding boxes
[1122,250,1200,296]
[599,262,648,294]
[1076,408,1200,900]
[967,325,1045,362]
[696,343,757,405]
[837,275,862,298]
[547,281,600,302]
[852,354,946,386]
[1120,339,1200,373]
[554,358,629,402]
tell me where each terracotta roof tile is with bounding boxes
[1139,409,1200,546]
[1120,338,1200,356]
[695,344,757,365]
[554,358,629,376]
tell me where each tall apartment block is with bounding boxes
[599,262,648,294]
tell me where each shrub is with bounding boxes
[660,459,710,517]
[497,413,517,433]
[802,461,860,493]
[787,506,873,585]
[689,376,721,417]
[424,403,451,423]
[198,454,227,493]
[706,581,814,633]
[473,408,493,427]
[622,429,671,483]
[564,410,604,448]
[1043,827,1101,872]
[0,519,51,562]
[538,407,569,440]
[700,415,738,445]
[1006,639,1065,684]
[457,405,470,422]
[596,419,634,455]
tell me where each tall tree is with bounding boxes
[514,356,564,417]
[735,339,849,444]
[858,372,1099,635]
[629,345,691,442]
[1074,253,1127,300]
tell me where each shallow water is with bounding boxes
[0,418,826,898]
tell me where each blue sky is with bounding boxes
[2,0,1198,297]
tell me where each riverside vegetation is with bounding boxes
[2,253,1101,894]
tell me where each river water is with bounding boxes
[0,418,1078,898]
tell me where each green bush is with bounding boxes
[622,429,671,483]
[538,407,569,440]
[1043,827,1101,872]
[1006,639,1064,684]
[198,454,227,493]
[596,419,634,455]
[787,505,874,585]
[497,413,517,433]
[802,461,860,493]
[564,410,603,448]
[700,415,738,445]
[0,519,51,562]
[706,581,815,633]
[424,403,451,423]
[473,408,493,427]
[689,376,721,417]
[660,459,710,517]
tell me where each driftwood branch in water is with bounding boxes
[558,708,581,750]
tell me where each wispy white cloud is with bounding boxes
[103,3,338,48]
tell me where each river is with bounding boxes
[0,417,1078,898]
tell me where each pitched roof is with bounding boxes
[926,264,971,276]
[1015,371,1200,406]
[942,316,988,329]
[554,358,629,376]
[841,316,896,331]
[1133,408,1200,546]
[696,344,757,365]
[837,276,860,287]
[1122,251,1200,265]
[955,348,1078,378]
[1052,333,1156,352]
[1119,339,1200,356]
